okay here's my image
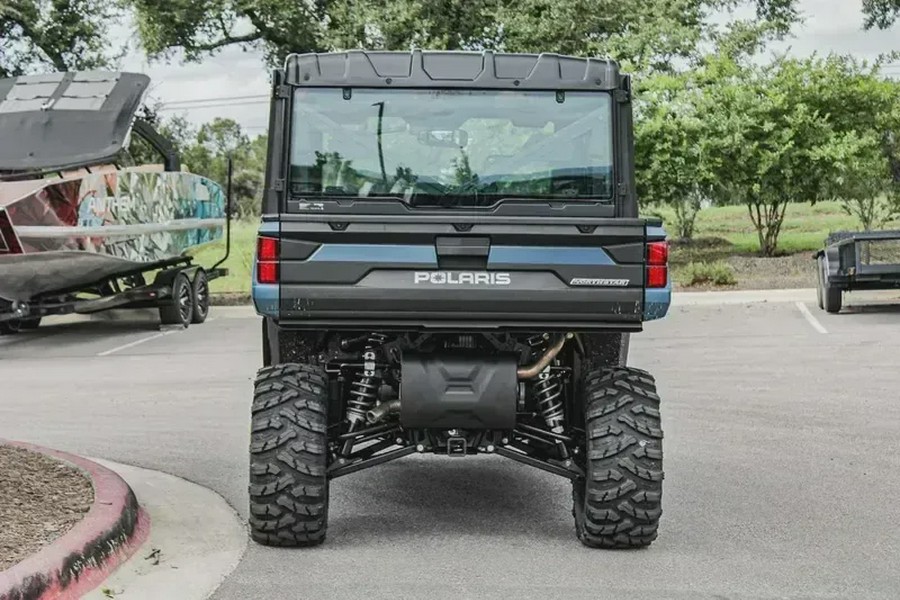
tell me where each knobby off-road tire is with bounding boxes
[249,363,330,547]
[573,367,663,549]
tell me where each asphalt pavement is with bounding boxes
[1,293,899,600]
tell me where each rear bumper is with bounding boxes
[273,283,645,331]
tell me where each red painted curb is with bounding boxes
[0,441,151,600]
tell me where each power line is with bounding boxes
[161,94,269,107]
[156,99,270,112]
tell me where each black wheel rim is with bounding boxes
[195,275,209,317]
[178,278,192,323]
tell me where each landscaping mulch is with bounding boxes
[724,252,818,290]
[0,445,94,571]
[210,292,252,306]
[670,237,820,291]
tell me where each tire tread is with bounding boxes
[249,363,330,547]
[574,366,663,549]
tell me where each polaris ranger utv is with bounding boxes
[250,50,671,549]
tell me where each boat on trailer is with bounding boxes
[0,70,231,333]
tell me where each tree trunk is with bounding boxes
[747,198,788,257]
[673,194,702,240]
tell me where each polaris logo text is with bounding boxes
[414,272,511,285]
[569,278,630,287]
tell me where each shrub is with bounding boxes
[677,261,737,287]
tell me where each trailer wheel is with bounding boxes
[249,363,330,547]
[572,367,663,549]
[0,320,20,335]
[819,257,842,314]
[191,269,210,324]
[19,317,41,329]
[159,272,193,327]
[816,257,825,310]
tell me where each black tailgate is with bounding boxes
[273,214,652,331]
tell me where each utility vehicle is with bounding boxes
[250,50,670,549]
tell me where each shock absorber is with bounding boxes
[345,333,387,425]
[526,334,564,433]
[534,369,565,434]
[341,333,388,456]
[534,368,570,460]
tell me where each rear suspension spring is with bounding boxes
[345,333,388,425]
[534,369,565,434]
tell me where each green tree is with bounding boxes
[697,57,843,256]
[126,0,801,73]
[186,118,269,218]
[123,114,268,217]
[693,54,900,256]
[804,58,900,231]
[863,0,900,28]
[635,72,715,239]
[0,0,124,77]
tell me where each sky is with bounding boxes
[116,0,900,135]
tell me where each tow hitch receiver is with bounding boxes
[447,437,467,456]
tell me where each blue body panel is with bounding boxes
[643,284,671,321]
[643,224,672,321]
[253,221,279,318]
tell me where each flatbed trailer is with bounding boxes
[814,229,900,313]
[0,256,229,334]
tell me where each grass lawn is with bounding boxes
[187,220,258,300]
[650,201,900,289]
[651,200,897,254]
[194,201,895,299]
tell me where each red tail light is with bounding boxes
[646,241,668,288]
[258,236,279,261]
[257,236,279,284]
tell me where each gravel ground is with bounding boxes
[0,445,94,571]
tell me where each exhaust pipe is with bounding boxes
[366,399,401,424]
[517,333,574,379]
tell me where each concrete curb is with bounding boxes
[0,441,150,600]
[81,459,248,600]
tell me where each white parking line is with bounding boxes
[795,301,828,334]
[97,330,177,357]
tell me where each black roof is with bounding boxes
[0,71,149,172]
[284,50,622,91]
